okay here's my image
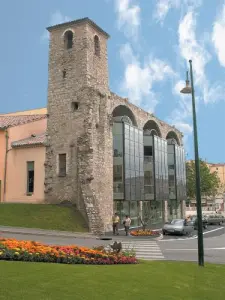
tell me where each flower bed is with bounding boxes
[0,238,137,265]
[130,229,161,237]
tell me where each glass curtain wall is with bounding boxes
[112,118,186,226]
[124,123,144,225]
[153,136,169,224]
[175,144,186,218]
[143,133,154,225]
[113,120,144,226]
[167,143,186,220]
[167,144,179,219]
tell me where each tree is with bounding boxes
[186,160,220,199]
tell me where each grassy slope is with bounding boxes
[0,204,88,232]
[0,261,225,300]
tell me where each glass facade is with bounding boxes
[124,123,144,201]
[112,118,186,226]
[113,123,124,200]
[167,143,186,220]
[153,136,169,201]
[143,133,154,201]
[175,145,186,201]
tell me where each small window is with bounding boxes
[94,35,100,56]
[63,70,67,79]
[27,161,34,194]
[58,154,66,177]
[144,146,152,156]
[72,102,79,111]
[64,30,73,49]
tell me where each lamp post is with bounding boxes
[180,60,204,267]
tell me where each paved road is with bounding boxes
[1,226,225,264]
[161,224,225,240]
[159,229,225,264]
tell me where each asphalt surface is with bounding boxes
[1,225,225,264]
[160,232,225,264]
[161,224,225,240]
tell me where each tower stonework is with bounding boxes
[45,18,113,234]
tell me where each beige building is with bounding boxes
[186,161,225,213]
[0,114,46,203]
[207,163,225,187]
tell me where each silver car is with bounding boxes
[205,214,225,225]
[162,219,194,236]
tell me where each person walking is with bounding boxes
[112,213,120,235]
[123,215,131,236]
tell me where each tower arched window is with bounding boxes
[64,30,73,50]
[94,35,100,56]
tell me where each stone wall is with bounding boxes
[110,92,183,145]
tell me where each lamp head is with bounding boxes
[180,71,192,94]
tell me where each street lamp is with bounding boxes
[180,60,204,267]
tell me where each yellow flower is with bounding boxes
[15,252,19,255]
[0,251,3,255]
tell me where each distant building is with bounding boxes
[0,18,187,233]
[186,160,225,213]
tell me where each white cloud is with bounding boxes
[115,0,140,39]
[154,0,180,23]
[120,43,176,112]
[203,82,225,104]
[178,11,211,86]
[167,7,223,146]
[41,11,71,41]
[212,3,225,67]
[178,11,225,105]
[154,0,202,24]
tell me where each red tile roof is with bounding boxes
[0,114,47,129]
[11,133,46,148]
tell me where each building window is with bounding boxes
[58,154,67,177]
[64,30,73,49]
[94,35,100,56]
[27,161,34,194]
[63,70,67,79]
[71,102,79,111]
[144,146,152,156]
[113,165,123,182]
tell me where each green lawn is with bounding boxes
[0,203,88,232]
[0,261,225,300]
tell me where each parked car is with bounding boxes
[205,214,225,225]
[162,219,194,236]
[190,215,208,230]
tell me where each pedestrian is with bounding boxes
[112,213,120,235]
[123,215,131,236]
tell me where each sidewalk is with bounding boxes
[0,226,97,239]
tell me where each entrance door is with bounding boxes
[150,200,163,224]
[168,199,181,220]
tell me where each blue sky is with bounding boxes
[0,0,225,163]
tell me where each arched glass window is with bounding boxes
[94,35,100,56]
[64,30,73,49]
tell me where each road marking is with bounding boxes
[165,247,225,251]
[203,227,224,234]
[106,240,164,260]
[159,227,224,242]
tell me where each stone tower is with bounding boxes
[44,18,113,234]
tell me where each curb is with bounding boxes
[0,226,97,240]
